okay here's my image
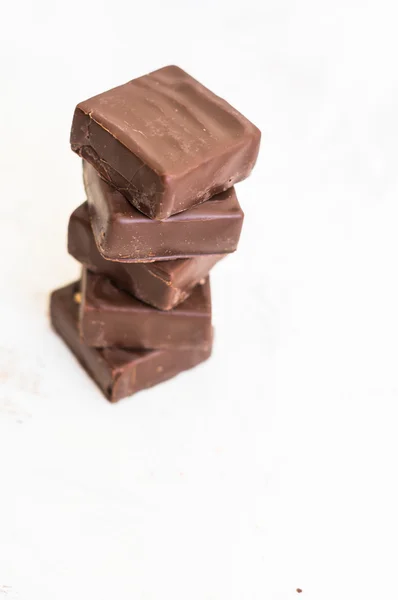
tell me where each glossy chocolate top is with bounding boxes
[71,66,260,219]
[75,66,259,176]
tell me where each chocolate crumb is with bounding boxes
[296,589,302,594]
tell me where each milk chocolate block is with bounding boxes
[79,268,212,350]
[68,203,224,310]
[51,282,212,402]
[71,65,260,220]
[84,161,244,262]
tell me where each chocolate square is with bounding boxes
[71,66,260,219]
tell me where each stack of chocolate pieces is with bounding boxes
[50,66,260,402]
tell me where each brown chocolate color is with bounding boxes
[51,282,212,402]
[68,203,224,310]
[71,65,260,220]
[83,161,244,262]
[79,268,212,350]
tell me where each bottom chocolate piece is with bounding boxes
[80,268,212,350]
[50,282,212,402]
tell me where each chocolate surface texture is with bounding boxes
[68,203,224,310]
[51,282,212,402]
[79,268,212,350]
[83,161,244,262]
[71,65,260,219]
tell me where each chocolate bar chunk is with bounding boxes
[83,161,244,262]
[51,282,212,402]
[68,203,224,310]
[71,65,260,220]
[79,268,212,349]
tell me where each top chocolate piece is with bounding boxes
[70,65,260,220]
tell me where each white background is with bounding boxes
[1,1,398,598]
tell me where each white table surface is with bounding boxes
[1,1,398,598]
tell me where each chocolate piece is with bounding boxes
[71,65,260,220]
[79,268,212,349]
[68,203,224,310]
[51,282,212,402]
[83,161,244,262]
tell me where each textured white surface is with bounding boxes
[1,1,398,598]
